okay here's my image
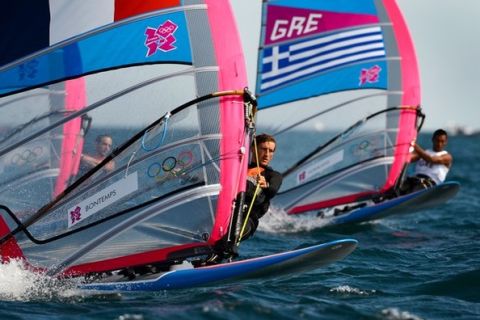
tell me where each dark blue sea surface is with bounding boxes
[0,133,478,319]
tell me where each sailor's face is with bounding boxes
[256,141,276,167]
[432,134,447,152]
[97,137,113,157]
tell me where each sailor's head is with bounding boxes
[95,134,113,157]
[432,129,448,152]
[253,133,276,167]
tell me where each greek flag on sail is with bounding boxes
[259,26,386,92]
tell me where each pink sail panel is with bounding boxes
[205,0,248,243]
[54,78,87,197]
[382,0,421,191]
[288,191,374,214]
[265,5,379,45]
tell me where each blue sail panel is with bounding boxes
[0,11,192,96]
[258,61,387,109]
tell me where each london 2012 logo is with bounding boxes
[359,65,382,86]
[144,20,178,57]
[69,206,82,225]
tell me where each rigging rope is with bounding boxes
[238,134,261,244]
[141,112,171,151]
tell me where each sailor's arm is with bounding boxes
[80,154,101,167]
[413,143,452,167]
[410,151,420,162]
[262,171,283,198]
[81,154,115,171]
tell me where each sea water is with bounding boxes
[0,133,478,319]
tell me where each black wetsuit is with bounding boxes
[241,163,283,240]
[77,157,96,178]
[206,163,283,264]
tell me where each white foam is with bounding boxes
[0,259,80,301]
[381,307,424,320]
[329,285,376,296]
[258,206,331,233]
[117,314,144,320]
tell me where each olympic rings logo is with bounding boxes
[158,25,176,34]
[351,139,384,158]
[358,140,370,150]
[147,150,194,179]
[10,146,44,165]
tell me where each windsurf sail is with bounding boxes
[0,0,250,277]
[255,0,423,215]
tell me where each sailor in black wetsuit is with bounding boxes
[205,134,282,265]
[240,133,283,240]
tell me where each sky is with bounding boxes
[230,0,480,132]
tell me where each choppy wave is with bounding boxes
[413,269,480,303]
[0,133,477,320]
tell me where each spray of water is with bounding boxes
[258,206,331,233]
[0,259,84,301]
